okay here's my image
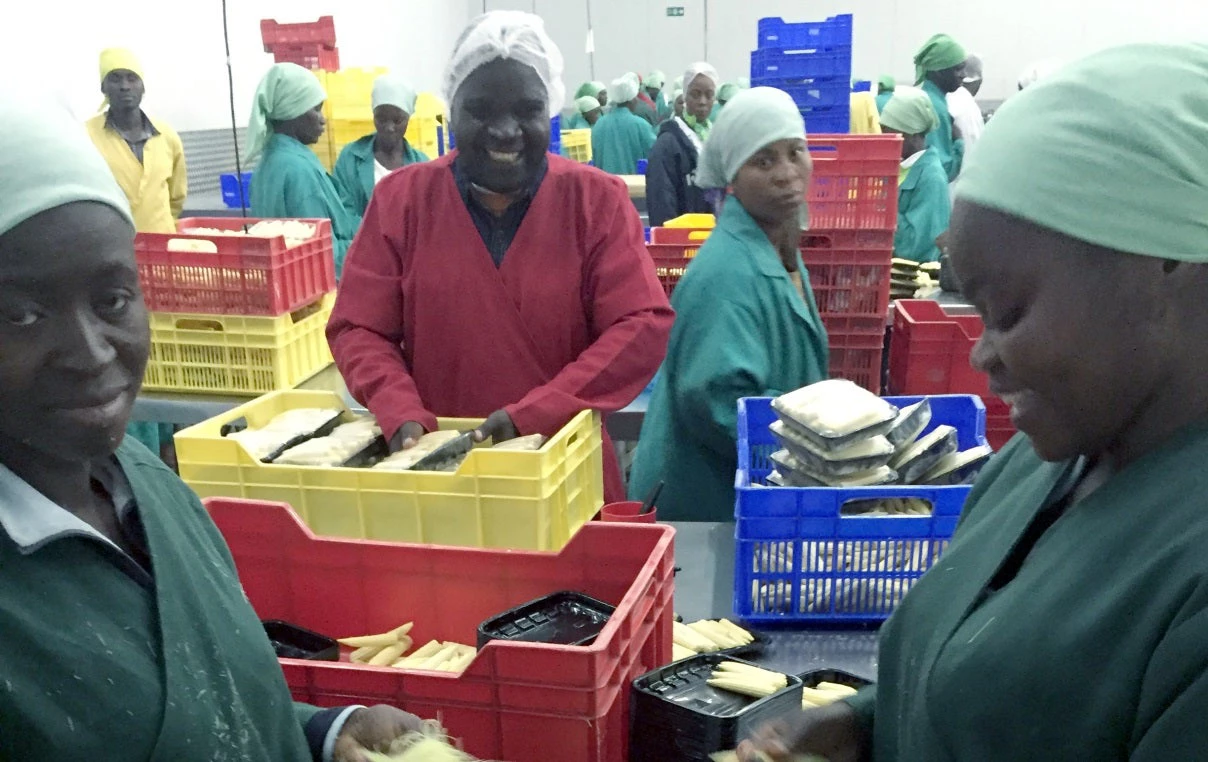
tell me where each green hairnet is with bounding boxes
[0,86,133,238]
[575,81,605,99]
[879,87,939,135]
[646,70,666,89]
[248,63,326,160]
[718,82,741,102]
[877,75,896,91]
[737,77,750,89]
[914,34,966,84]
[575,95,600,114]
[372,75,417,115]
[956,43,1208,263]
[697,86,806,189]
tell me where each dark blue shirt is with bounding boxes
[451,157,548,267]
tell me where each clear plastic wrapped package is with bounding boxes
[889,425,959,484]
[491,434,548,451]
[885,399,932,450]
[919,445,994,486]
[373,431,465,471]
[769,420,894,478]
[771,380,899,452]
[225,407,344,461]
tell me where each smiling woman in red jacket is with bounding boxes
[326,11,672,501]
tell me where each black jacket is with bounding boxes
[646,119,712,227]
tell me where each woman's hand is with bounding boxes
[389,421,426,452]
[332,705,425,762]
[473,409,518,444]
[737,702,868,762]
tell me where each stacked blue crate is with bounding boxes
[751,15,854,134]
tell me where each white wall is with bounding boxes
[11,1,470,131]
[474,0,1208,104]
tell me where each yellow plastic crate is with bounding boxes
[175,390,605,551]
[665,213,716,229]
[331,118,374,148]
[405,113,446,158]
[561,128,592,163]
[322,67,388,122]
[143,293,335,395]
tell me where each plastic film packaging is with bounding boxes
[770,420,894,477]
[373,431,465,471]
[919,445,993,485]
[771,380,898,452]
[885,399,932,450]
[889,425,958,483]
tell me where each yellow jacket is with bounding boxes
[849,92,883,135]
[86,112,187,233]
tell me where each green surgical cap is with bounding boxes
[575,81,605,99]
[697,86,806,189]
[372,75,418,115]
[914,34,966,84]
[248,63,326,160]
[956,43,1208,263]
[879,87,939,135]
[646,70,666,89]
[877,75,896,91]
[0,87,133,238]
[718,82,741,102]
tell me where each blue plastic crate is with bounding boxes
[757,15,853,51]
[852,80,871,92]
[442,117,562,154]
[773,78,851,109]
[802,107,851,134]
[751,49,852,81]
[733,394,989,626]
[220,172,253,209]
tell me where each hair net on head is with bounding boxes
[914,33,967,83]
[0,86,133,239]
[957,43,1208,264]
[681,62,720,94]
[99,48,144,84]
[646,70,666,89]
[372,75,418,115]
[247,63,326,161]
[962,54,984,83]
[697,87,807,189]
[879,87,939,135]
[575,95,600,114]
[575,81,605,99]
[877,74,896,91]
[608,76,640,105]
[443,11,565,119]
[718,82,741,102]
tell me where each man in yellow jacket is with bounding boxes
[86,48,186,234]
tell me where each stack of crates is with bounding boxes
[561,128,592,163]
[133,218,337,396]
[751,15,854,133]
[261,16,340,71]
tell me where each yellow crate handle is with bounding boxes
[174,318,225,332]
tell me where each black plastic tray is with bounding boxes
[630,653,803,762]
[476,591,615,649]
[798,667,872,690]
[263,620,339,661]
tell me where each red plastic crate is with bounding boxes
[206,498,675,762]
[261,16,337,50]
[984,396,1016,450]
[135,217,336,317]
[272,44,340,71]
[802,230,893,317]
[807,135,901,230]
[822,314,885,393]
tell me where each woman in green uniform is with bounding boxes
[0,86,421,760]
[880,87,950,263]
[248,63,360,279]
[590,75,657,175]
[629,87,828,522]
[742,42,1208,762]
[333,74,429,219]
[563,95,602,130]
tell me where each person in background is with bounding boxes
[0,84,423,762]
[880,87,950,263]
[742,42,1208,762]
[711,81,742,119]
[248,63,360,279]
[591,75,658,174]
[630,87,828,523]
[646,61,720,226]
[672,86,686,120]
[948,53,985,155]
[647,70,673,120]
[333,75,429,219]
[875,74,896,112]
[913,33,967,181]
[85,48,187,461]
[326,11,672,503]
[629,72,661,125]
[564,95,602,130]
[849,89,882,134]
[574,80,608,110]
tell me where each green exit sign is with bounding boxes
[666,6,685,16]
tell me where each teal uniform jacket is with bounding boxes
[332,133,428,218]
[656,91,674,121]
[564,112,591,131]
[921,79,965,181]
[251,132,361,279]
[0,439,319,759]
[591,107,657,174]
[847,425,1208,759]
[875,91,893,113]
[893,148,951,263]
[628,197,829,522]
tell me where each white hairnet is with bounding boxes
[608,76,640,105]
[0,86,132,238]
[697,87,807,188]
[575,95,600,114]
[372,75,418,115]
[443,11,565,118]
[682,62,720,94]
